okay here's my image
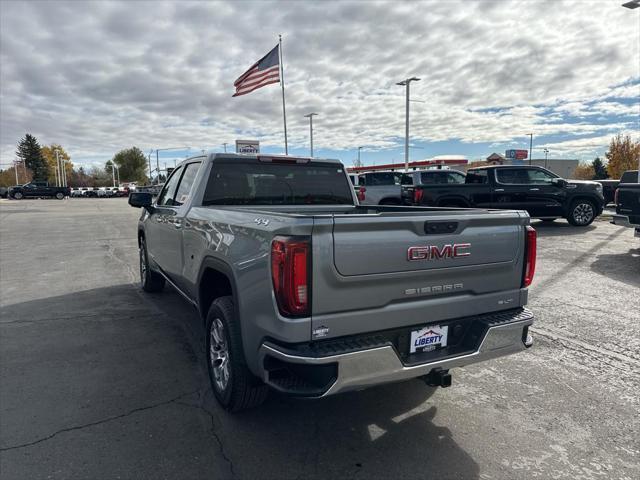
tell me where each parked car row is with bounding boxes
[350,165,606,227]
[4,182,130,199]
[351,169,467,205]
[70,187,129,198]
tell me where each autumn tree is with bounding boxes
[591,157,608,180]
[111,147,149,184]
[41,144,73,185]
[572,163,595,180]
[605,134,640,179]
[16,134,49,181]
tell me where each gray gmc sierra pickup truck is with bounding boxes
[129,153,536,412]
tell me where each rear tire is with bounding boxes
[139,238,165,292]
[13,192,23,200]
[206,296,268,412]
[567,199,596,226]
[55,192,64,200]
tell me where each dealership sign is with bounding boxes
[236,139,260,154]
[506,149,528,159]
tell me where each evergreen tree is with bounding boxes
[591,157,608,180]
[16,134,50,181]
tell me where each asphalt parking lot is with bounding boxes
[1,198,638,480]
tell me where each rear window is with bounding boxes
[202,161,354,205]
[621,170,639,183]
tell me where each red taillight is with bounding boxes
[271,236,310,316]
[614,188,619,206]
[522,226,537,287]
[414,188,424,204]
[357,187,366,202]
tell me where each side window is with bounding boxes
[496,169,529,184]
[447,172,465,184]
[400,174,413,185]
[466,170,488,184]
[370,172,395,186]
[173,162,201,206]
[527,169,556,184]
[156,167,183,206]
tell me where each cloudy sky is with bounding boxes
[1,0,638,171]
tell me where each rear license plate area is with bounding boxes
[410,325,448,354]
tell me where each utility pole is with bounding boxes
[397,77,421,172]
[304,113,318,157]
[357,146,363,167]
[111,162,116,187]
[13,160,19,185]
[527,133,533,166]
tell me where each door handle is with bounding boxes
[494,188,504,192]
[529,188,540,191]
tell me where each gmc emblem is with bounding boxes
[407,243,471,261]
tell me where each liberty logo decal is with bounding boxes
[409,325,448,354]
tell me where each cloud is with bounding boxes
[0,0,638,167]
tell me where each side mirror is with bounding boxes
[128,192,153,210]
[552,178,568,187]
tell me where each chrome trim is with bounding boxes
[259,316,533,397]
[157,269,198,307]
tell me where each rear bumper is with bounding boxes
[258,308,534,397]
[611,214,638,228]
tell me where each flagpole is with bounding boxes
[279,34,288,155]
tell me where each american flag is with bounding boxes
[233,45,280,97]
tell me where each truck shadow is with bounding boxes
[590,247,640,287]
[0,284,479,480]
[530,219,597,236]
[216,382,480,480]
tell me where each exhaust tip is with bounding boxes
[523,328,534,348]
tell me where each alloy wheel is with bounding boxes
[209,318,230,392]
[573,203,594,225]
[139,245,147,285]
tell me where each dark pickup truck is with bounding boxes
[612,170,640,238]
[596,170,639,205]
[403,165,605,226]
[9,181,70,200]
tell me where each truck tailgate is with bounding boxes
[311,209,528,339]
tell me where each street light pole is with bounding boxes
[622,1,640,178]
[543,148,549,169]
[223,143,228,153]
[54,149,62,187]
[304,113,318,157]
[527,133,533,166]
[397,77,421,172]
[357,146,363,167]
